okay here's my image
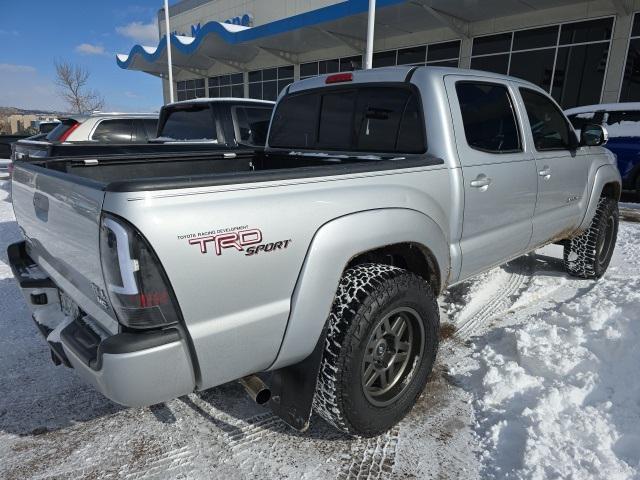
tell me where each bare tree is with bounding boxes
[54,60,105,114]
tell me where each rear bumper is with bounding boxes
[8,241,196,407]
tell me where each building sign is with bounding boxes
[224,13,254,27]
[173,13,254,38]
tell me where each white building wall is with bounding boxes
[158,0,640,105]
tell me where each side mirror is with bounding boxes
[580,123,608,147]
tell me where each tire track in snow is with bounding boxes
[337,428,399,480]
[123,445,196,480]
[453,256,535,339]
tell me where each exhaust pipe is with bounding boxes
[239,375,271,405]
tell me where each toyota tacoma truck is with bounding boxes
[8,66,621,437]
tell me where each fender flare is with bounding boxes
[269,208,449,371]
[577,164,622,232]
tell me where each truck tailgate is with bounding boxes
[11,164,118,333]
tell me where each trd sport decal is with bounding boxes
[182,227,292,256]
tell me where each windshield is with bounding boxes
[159,104,218,141]
[268,85,426,154]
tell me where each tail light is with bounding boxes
[99,213,181,330]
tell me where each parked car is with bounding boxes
[9,66,620,437]
[37,120,61,134]
[565,102,640,197]
[12,112,159,161]
[12,99,274,161]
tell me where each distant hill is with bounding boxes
[0,106,68,116]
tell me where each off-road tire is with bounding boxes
[564,196,618,279]
[312,263,439,437]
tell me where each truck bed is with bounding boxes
[20,149,440,192]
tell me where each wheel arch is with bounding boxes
[345,242,442,294]
[268,208,449,371]
[577,164,622,232]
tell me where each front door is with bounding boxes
[518,88,590,248]
[446,76,538,280]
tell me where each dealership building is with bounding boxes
[117,0,640,109]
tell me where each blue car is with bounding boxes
[565,103,640,198]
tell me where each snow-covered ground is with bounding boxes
[0,178,638,479]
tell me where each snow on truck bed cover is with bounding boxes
[0,178,638,478]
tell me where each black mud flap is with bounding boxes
[268,325,327,432]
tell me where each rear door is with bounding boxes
[518,87,589,247]
[446,75,537,279]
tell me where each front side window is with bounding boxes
[232,106,273,146]
[160,105,217,141]
[92,119,133,142]
[456,82,521,153]
[520,88,572,151]
[269,86,425,154]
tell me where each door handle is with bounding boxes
[538,166,551,179]
[470,175,492,190]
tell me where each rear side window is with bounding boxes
[520,88,572,150]
[232,106,273,146]
[269,86,425,153]
[456,82,521,153]
[160,105,217,141]
[92,119,133,142]
[46,119,79,142]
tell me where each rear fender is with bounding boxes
[267,208,448,430]
[270,208,449,370]
[577,164,622,232]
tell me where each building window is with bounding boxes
[301,40,461,76]
[248,65,294,101]
[209,73,244,98]
[300,56,361,80]
[621,12,640,101]
[176,78,205,101]
[371,40,460,69]
[470,18,613,109]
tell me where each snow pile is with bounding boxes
[458,230,640,478]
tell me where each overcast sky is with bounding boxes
[1,1,173,112]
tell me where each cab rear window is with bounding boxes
[269,86,426,154]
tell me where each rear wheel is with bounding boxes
[313,263,439,437]
[564,196,618,279]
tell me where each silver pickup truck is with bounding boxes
[9,66,621,437]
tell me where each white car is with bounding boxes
[44,112,158,143]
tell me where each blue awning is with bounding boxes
[117,0,584,74]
